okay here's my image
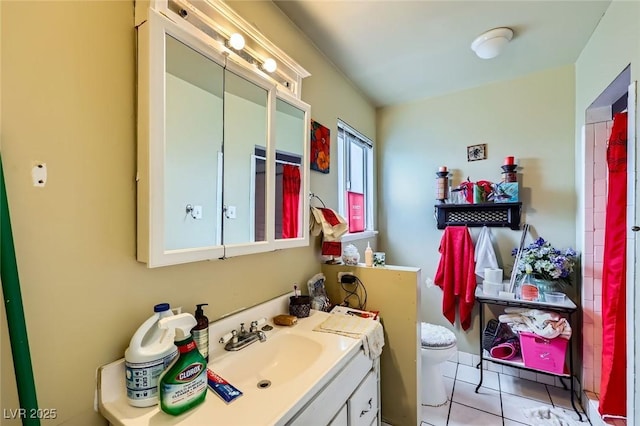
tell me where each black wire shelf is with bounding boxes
[434,202,522,230]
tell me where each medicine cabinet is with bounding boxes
[135,1,310,267]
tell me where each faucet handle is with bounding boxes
[250,317,267,332]
[239,323,246,335]
[219,329,238,344]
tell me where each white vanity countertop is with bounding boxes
[98,309,363,426]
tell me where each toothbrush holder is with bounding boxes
[289,296,311,318]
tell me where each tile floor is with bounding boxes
[420,360,591,426]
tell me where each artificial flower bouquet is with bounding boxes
[512,237,578,286]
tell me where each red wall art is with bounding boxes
[310,119,330,173]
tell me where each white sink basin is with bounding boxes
[211,331,323,387]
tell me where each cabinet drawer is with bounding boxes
[348,371,378,426]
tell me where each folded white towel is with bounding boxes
[474,226,499,278]
[314,314,384,359]
[499,308,572,340]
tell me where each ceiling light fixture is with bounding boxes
[262,58,277,73]
[228,32,245,50]
[471,27,513,59]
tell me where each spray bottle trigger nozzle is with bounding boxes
[159,313,197,340]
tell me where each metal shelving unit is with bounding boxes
[434,202,522,230]
[474,287,582,421]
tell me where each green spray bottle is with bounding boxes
[158,313,207,416]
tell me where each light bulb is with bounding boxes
[229,33,245,50]
[263,58,277,73]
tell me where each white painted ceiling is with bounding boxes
[273,0,612,108]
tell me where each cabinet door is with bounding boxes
[137,10,226,267]
[328,404,348,426]
[348,371,378,426]
[221,63,270,251]
[270,90,310,250]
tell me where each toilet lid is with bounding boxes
[421,323,456,348]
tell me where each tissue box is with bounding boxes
[494,182,519,203]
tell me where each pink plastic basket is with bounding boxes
[519,332,568,374]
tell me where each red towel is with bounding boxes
[318,208,341,226]
[434,226,477,330]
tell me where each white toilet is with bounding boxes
[421,322,457,406]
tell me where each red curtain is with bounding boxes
[282,165,301,239]
[599,112,627,418]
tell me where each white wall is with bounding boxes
[378,66,577,353]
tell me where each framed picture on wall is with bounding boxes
[467,143,487,161]
[310,119,330,173]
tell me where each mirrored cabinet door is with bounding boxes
[272,91,310,249]
[273,96,308,239]
[137,10,226,267]
[221,63,271,251]
[164,34,224,250]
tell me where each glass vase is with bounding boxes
[516,274,540,301]
[515,274,565,302]
[529,275,565,301]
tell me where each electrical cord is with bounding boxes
[340,276,367,310]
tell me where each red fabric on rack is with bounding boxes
[434,226,477,330]
[599,112,627,419]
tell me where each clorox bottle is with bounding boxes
[158,313,208,416]
[124,303,178,407]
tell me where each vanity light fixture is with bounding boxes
[165,0,309,96]
[471,27,513,59]
[228,32,245,50]
[262,58,277,73]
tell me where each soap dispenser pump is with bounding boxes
[158,313,207,416]
[365,241,373,267]
[192,303,209,361]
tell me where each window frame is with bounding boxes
[337,120,376,240]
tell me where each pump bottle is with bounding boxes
[158,313,208,416]
[192,303,209,361]
[365,242,373,267]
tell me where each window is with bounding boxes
[337,120,374,236]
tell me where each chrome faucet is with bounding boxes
[220,321,267,351]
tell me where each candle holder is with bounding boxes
[436,170,450,203]
[501,164,517,183]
